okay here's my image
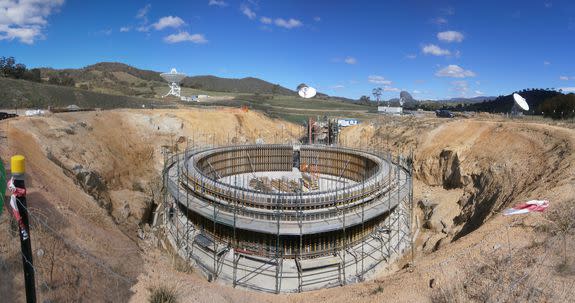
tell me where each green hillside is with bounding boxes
[0,77,158,109]
[39,62,295,97]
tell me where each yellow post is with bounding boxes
[11,155,26,175]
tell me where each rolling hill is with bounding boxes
[39,62,295,97]
[181,75,294,95]
[0,77,159,109]
[461,89,563,113]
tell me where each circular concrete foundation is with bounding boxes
[163,144,412,293]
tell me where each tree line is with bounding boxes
[0,56,41,82]
[0,56,75,87]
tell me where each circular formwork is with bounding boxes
[163,144,412,293]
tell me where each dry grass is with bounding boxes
[369,284,384,296]
[148,285,178,303]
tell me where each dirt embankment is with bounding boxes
[0,108,301,302]
[339,116,575,302]
[342,117,573,249]
[1,111,573,303]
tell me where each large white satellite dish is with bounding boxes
[513,93,529,111]
[160,68,186,98]
[298,86,317,99]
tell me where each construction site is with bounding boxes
[0,108,574,302]
[162,143,413,292]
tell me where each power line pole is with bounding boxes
[10,155,36,303]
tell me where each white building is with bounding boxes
[378,106,403,115]
[337,119,359,127]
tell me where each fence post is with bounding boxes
[10,155,36,303]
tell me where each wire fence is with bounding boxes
[1,193,136,302]
[417,214,575,303]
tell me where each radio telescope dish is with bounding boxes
[513,93,529,111]
[298,86,317,99]
[160,68,186,98]
[399,91,414,107]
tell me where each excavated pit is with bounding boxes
[2,111,574,302]
[341,118,574,254]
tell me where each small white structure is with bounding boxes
[66,104,81,111]
[180,96,195,102]
[160,68,186,98]
[378,106,403,115]
[337,119,359,127]
[25,109,46,116]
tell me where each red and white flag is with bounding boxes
[503,200,549,216]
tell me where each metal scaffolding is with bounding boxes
[160,138,413,293]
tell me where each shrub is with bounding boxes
[148,286,177,303]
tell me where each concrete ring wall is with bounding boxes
[162,145,413,293]
[165,144,410,259]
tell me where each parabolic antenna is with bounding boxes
[513,93,529,111]
[160,68,186,98]
[399,91,414,107]
[298,86,317,99]
[161,68,186,84]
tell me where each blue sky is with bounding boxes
[1,0,575,100]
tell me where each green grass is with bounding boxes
[243,94,369,111]
[0,77,160,109]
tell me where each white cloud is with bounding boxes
[153,16,185,30]
[274,18,302,29]
[241,5,256,19]
[441,6,455,16]
[451,80,469,96]
[98,29,112,36]
[544,60,551,65]
[436,65,476,78]
[422,44,451,56]
[209,0,228,7]
[413,90,421,94]
[559,87,575,92]
[313,16,321,22]
[344,57,357,64]
[0,0,65,44]
[368,75,392,85]
[383,86,400,92]
[260,17,272,24]
[431,17,448,25]
[559,76,574,81]
[164,32,208,44]
[136,4,151,19]
[120,26,131,32]
[437,30,464,43]
[405,54,417,59]
[474,90,484,95]
[331,85,345,89]
[0,25,40,44]
[544,1,552,8]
